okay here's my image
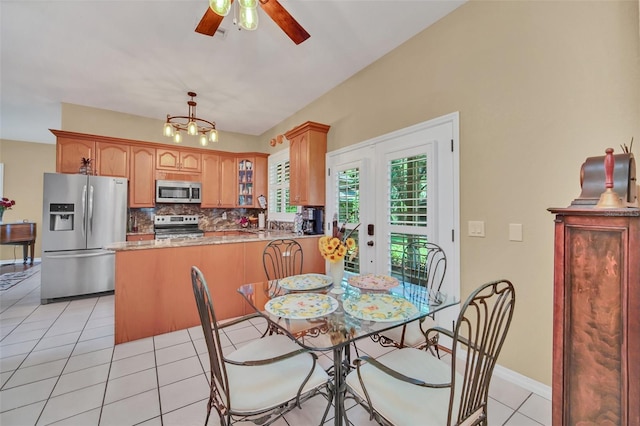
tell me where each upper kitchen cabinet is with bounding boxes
[53,130,128,178]
[129,145,155,208]
[156,148,201,173]
[237,155,268,208]
[284,121,330,206]
[96,142,129,178]
[55,133,94,174]
[201,153,236,208]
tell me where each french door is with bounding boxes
[326,113,460,321]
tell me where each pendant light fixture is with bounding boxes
[163,92,218,146]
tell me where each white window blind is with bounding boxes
[268,149,295,221]
[387,155,427,228]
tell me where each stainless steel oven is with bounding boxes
[155,180,202,204]
[154,215,204,239]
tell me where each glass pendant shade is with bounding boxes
[199,134,208,147]
[209,0,231,16]
[163,122,174,137]
[209,129,219,143]
[174,132,182,144]
[238,0,258,31]
[187,120,198,136]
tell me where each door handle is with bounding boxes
[367,241,374,246]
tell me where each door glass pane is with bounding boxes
[389,233,429,281]
[336,167,360,273]
[388,155,427,227]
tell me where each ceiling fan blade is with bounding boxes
[259,0,310,45]
[195,6,226,36]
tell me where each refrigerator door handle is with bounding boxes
[88,184,94,234]
[45,251,114,259]
[82,184,87,238]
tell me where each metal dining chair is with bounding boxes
[190,266,332,426]
[373,241,447,354]
[262,238,304,280]
[345,279,516,426]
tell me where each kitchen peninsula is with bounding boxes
[106,232,324,344]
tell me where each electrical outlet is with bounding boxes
[468,221,485,237]
[509,223,523,241]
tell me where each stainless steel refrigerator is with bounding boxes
[41,173,128,303]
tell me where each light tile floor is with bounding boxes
[0,265,551,425]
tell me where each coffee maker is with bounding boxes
[303,208,324,235]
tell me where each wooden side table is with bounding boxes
[0,222,37,264]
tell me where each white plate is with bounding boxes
[343,293,417,322]
[265,293,339,320]
[278,274,333,291]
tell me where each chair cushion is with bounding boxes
[225,334,329,413]
[345,347,462,425]
[381,316,436,347]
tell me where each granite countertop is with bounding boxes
[106,230,321,251]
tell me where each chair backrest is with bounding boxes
[190,266,231,408]
[262,239,304,280]
[448,279,516,426]
[402,241,447,301]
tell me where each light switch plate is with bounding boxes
[509,223,523,241]
[468,221,485,237]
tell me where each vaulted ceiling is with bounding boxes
[1,1,465,144]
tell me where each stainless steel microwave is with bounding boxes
[155,180,202,204]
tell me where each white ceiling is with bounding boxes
[1,0,465,144]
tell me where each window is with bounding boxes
[268,149,296,221]
[336,167,361,272]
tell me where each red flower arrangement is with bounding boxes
[0,197,15,212]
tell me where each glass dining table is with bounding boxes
[237,273,459,426]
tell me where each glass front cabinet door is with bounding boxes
[237,158,254,207]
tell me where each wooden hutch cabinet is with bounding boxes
[284,121,330,206]
[549,208,639,426]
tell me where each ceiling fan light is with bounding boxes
[187,120,198,136]
[238,0,258,31]
[163,122,174,137]
[209,129,219,143]
[174,132,182,144]
[209,0,231,16]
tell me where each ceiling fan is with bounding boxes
[195,0,310,45]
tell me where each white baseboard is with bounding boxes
[492,363,552,401]
[0,258,41,265]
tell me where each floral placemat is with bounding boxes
[265,293,339,320]
[347,274,399,291]
[343,293,417,322]
[279,273,333,291]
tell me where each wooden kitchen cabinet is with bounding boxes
[126,233,155,241]
[56,136,94,174]
[129,145,155,207]
[201,152,236,208]
[284,121,330,206]
[96,141,129,178]
[549,208,640,426]
[236,155,268,208]
[156,148,201,173]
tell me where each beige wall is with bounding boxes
[2,0,638,387]
[0,140,56,262]
[61,103,264,153]
[264,0,640,386]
